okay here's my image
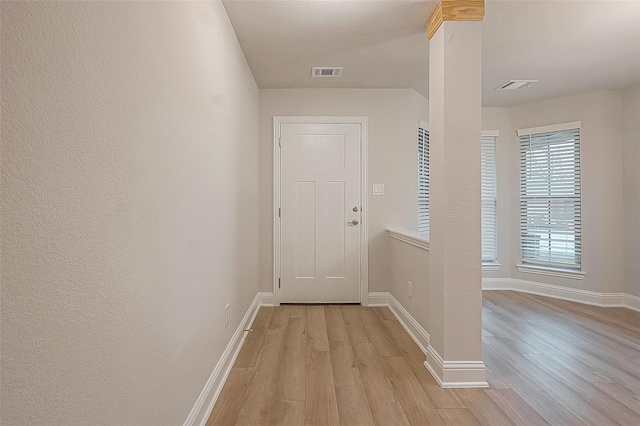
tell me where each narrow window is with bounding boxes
[518,123,582,270]
[481,133,498,264]
[418,123,429,236]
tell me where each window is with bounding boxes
[518,122,582,271]
[481,132,498,264]
[418,123,429,235]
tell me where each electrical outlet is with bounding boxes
[408,281,413,298]
[225,304,230,326]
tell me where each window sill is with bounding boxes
[482,263,502,271]
[516,264,585,280]
[387,228,429,250]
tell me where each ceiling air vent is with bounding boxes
[495,80,538,90]
[312,67,343,77]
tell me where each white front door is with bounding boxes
[280,123,362,303]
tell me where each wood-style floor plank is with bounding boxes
[360,308,400,357]
[352,342,410,426]
[208,293,640,426]
[380,315,466,410]
[483,348,584,426]
[379,316,423,357]
[523,351,640,425]
[485,337,619,426]
[454,389,515,426]
[235,308,290,424]
[269,400,305,426]
[437,408,481,425]
[205,367,253,426]
[324,307,376,425]
[403,349,466,410]
[306,306,329,352]
[341,306,370,344]
[484,388,549,426]
[380,355,444,425]
[590,381,640,415]
[305,349,340,426]
[485,367,510,390]
[275,306,307,401]
[233,307,273,369]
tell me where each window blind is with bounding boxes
[519,126,581,269]
[418,126,429,235]
[481,135,497,263]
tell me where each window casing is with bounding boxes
[481,133,498,264]
[418,124,429,236]
[518,123,582,270]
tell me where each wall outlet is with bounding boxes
[408,281,413,298]
[225,304,230,326]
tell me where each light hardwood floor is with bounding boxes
[207,291,640,425]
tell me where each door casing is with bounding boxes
[273,116,369,306]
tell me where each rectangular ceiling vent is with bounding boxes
[312,67,343,77]
[495,80,538,90]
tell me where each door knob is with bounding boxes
[348,219,359,225]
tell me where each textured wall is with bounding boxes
[258,88,429,294]
[428,21,483,362]
[1,1,259,424]
[508,91,625,293]
[623,85,640,297]
[388,238,429,332]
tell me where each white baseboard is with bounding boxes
[367,291,390,307]
[424,346,488,388]
[482,278,640,311]
[257,291,275,307]
[368,292,486,388]
[183,293,263,426]
[386,293,430,354]
[624,294,640,312]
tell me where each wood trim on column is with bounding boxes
[427,0,485,40]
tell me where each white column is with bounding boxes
[426,20,487,388]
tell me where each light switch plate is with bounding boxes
[372,184,384,195]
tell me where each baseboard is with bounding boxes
[369,292,485,387]
[482,278,639,310]
[481,278,513,291]
[183,294,262,426]
[424,346,488,388]
[367,291,390,307]
[257,291,275,307]
[386,293,430,354]
[625,294,640,312]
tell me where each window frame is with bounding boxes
[418,121,429,236]
[481,131,499,267]
[516,121,585,278]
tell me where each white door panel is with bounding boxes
[281,123,361,303]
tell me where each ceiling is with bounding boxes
[222,0,640,107]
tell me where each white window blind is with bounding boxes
[418,125,429,235]
[481,134,497,263]
[518,123,581,269]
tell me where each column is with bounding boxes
[425,0,487,388]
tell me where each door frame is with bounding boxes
[273,116,369,306]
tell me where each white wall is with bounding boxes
[481,108,513,279]
[1,1,259,424]
[258,89,429,294]
[623,85,640,297]
[388,239,429,333]
[507,91,625,294]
